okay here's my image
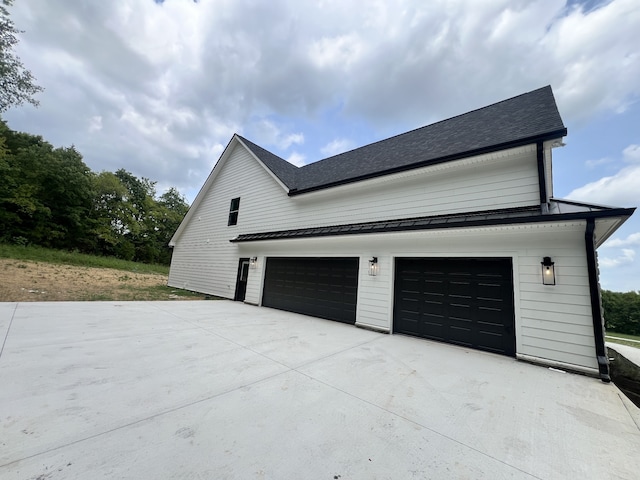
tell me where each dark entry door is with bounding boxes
[234,258,250,301]
[262,257,359,324]
[394,257,515,356]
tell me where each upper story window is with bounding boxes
[228,197,240,226]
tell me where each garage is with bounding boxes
[394,258,515,356]
[262,257,359,324]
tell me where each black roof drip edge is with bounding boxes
[288,129,567,196]
[230,205,634,243]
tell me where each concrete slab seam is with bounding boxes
[287,336,384,371]
[295,370,545,480]
[7,326,208,351]
[0,302,18,360]
[149,302,385,371]
[0,367,294,469]
[619,392,640,432]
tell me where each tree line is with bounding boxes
[0,119,189,265]
[602,290,640,336]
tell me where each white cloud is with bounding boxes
[3,0,640,204]
[567,164,640,207]
[88,116,102,133]
[320,138,355,157]
[599,248,635,268]
[567,144,640,207]
[286,152,306,167]
[309,34,363,69]
[623,144,640,162]
[251,120,304,150]
[602,232,640,248]
[585,157,613,168]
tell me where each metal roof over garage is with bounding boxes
[230,199,634,244]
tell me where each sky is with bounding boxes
[3,0,639,291]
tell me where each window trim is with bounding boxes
[228,197,240,226]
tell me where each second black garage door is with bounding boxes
[262,257,359,324]
[394,258,515,356]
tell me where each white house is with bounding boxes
[168,86,634,382]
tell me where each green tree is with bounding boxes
[41,145,94,250]
[602,290,640,336]
[152,187,189,264]
[90,171,136,258]
[0,0,43,112]
[0,120,190,264]
[0,122,94,248]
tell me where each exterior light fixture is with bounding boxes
[541,257,555,285]
[368,257,379,276]
[249,257,257,269]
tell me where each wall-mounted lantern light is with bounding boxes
[368,257,379,276]
[541,257,555,285]
[249,257,257,269]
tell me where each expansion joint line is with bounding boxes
[0,303,18,360]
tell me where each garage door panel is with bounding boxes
[394,258,515,357]
[262,257,359,324]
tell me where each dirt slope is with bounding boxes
[0,259,202,302]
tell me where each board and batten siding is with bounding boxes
[170,142,541,297]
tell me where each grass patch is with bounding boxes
[141,285,211,300]
[606,331,640,349]
[0,243,169,275]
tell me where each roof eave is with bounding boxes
[230,205,633,243]
[288,129,567,196]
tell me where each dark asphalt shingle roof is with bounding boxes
[237,136,299,189]
[240,86,567,195]
[230,200,635,243]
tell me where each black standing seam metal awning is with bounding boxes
[230,201,635,243]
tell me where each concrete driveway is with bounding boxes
[1,301,639,479]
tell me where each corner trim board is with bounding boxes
[536,141,547,206]
[585,218,610,382]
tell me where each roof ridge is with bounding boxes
[300,85,554,167]
[236,86,565,195]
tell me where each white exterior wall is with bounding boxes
[239,222,597,372]
[169,140,599,373]
[169,142,540,296]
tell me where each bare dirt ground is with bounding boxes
[0,259,205,302]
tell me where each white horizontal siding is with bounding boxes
[514,225,597,369]
[241,150,539,233]
[169,140,601,373]
[356,255,392,330]
[170,143,539,299]
[223,223,598,371]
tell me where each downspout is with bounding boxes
[536,141,549,213]
[585,218,610,382]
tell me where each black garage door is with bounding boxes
[262,257,359,324]
[394,258,515,356]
